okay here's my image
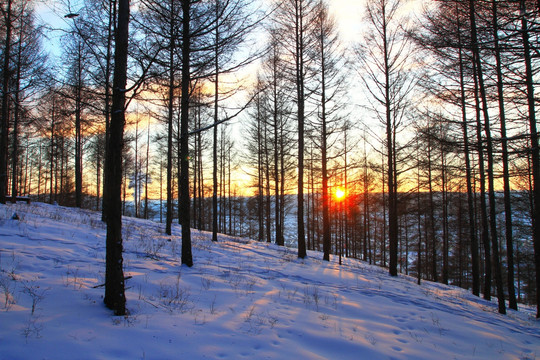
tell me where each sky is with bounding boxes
[34,0,368,56]
[329,0,365,43]
[34,0,426,62]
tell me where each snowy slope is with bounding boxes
[0,202,538,360]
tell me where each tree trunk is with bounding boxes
[442,146,448,285]
[296,0,307,259]
[492,0,517,311]
[10,26,22,203]
[469,0,506,314]
[457,12,479,296]
[101,0,116,221]
[49,101,55,204]
[427,137,437,282]
[144,117,150,219]
[273,49,284,247]
[0,0,13,204]
[165,0,176,236]
[520,0,540,318]
[134,117,139,217]
[103,0,129,316]
[179,0,193,267]
[212,3,219,242]
[381,2,398,276]
[75,41,83,208]
[416,137,422,285]
[471,48,491,301]
[320,22,330,261]
[96,139,101,211]
[363,135,369,262]
[264,125,271,243]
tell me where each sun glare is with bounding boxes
[335,187,346,201]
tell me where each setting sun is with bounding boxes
[335,187,346,201]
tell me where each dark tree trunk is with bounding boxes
[442,148,448,285]
[320,23,330,261]
[212,3,219,242]
[103,0,130,316]
[273,50,284,247]
[492,0,517,311]
[457,11,479,296]
[75,42,83,208]
[101,0,116,222]
[520,0,540,318]
[427,138,437,282]
[10,30,22,204]
[0,0,13,204]
[296,0,307,259]
[49,101,56,204]
[180,0,193,267]
[256,92,264,242]
[264,125,271,243]
[363,138,370,262]
[144,118,150,219]
[321,107,330,261]
[416,138,422,285]
[212,96,218,241]
[469,0,506,314]
[165,0,176,236]
[381,3,398,276]
[471,48,491,301]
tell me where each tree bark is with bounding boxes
[103,0,130,316]
[75,41,83,208]
[0,0,13,204]
[165,0,176,236]
[469,0,506,314]
[296,0,307,259]
[520,0,540,318]
[456,9,479,296]
[273,50,284,247]
[212,2,220,242]
[427,133,437,282]
[492,0,517,311]
[180,0,193,267]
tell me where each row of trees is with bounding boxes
[1,0,540,317]
[412,0,540,316]
[2,0,262,315]
[243,0,540,318]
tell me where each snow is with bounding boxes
[0,202,539,360]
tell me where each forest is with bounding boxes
[1,0,539,317]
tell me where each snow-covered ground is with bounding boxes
[0,202,539,360]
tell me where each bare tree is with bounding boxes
[245,75,270,242]
[468,0,506,315]
[273,0,318,258]
[357,0,414,276]
[491,0,517,311]
[309,0,348,261]
[258,29,293,246]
